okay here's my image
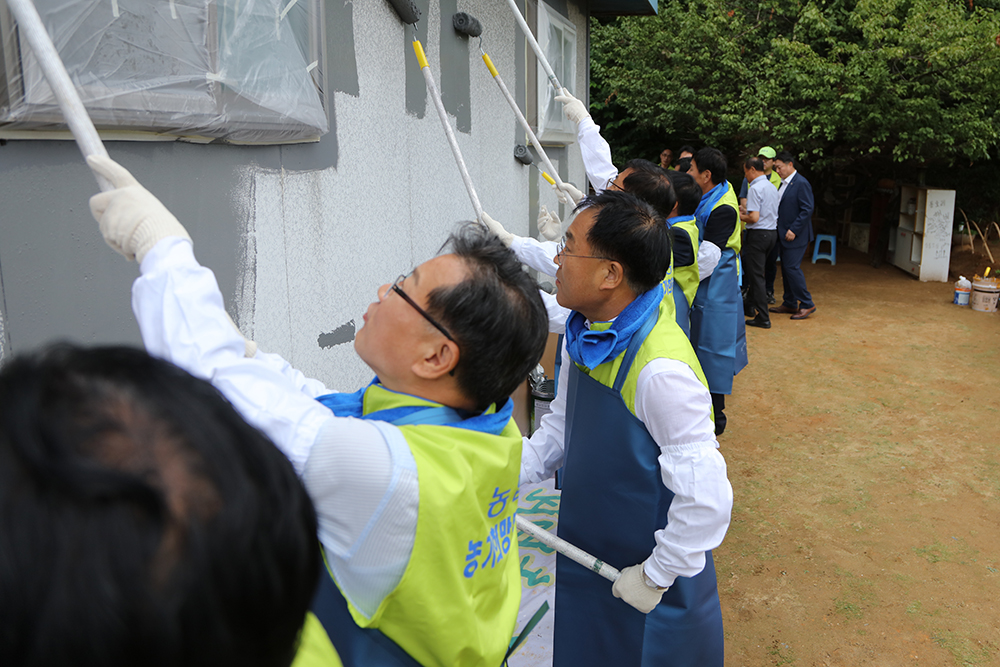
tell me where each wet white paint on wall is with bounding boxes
[235,0,586,391]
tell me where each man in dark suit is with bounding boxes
[769,151,817,320]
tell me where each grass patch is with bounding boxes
[932,631,995,665]
[832,568,876,620]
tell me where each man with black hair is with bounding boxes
[736,147,782,305]
[665,170,711,335]
[769,151,817,320]
[522,190,732,667]
[85,155,549,667]
[0,344,325,667]
[740,156,780,329]
[737,146,781,210]
[678,145,695,161]
[689,147,749,436]
[659,147,674,170]
[482,158,678,278]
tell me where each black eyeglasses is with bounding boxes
[390,274,460,348]
[555,237,613,261]
[604,175,625,192]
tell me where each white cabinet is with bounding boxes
[893,186,955,282]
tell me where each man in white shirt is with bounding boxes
[85,155,549,667]
[740,156,780,328]
[521,189,732,667]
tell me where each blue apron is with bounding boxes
[689,248,748,395]
[553,309,724,667]
[311,564,421,667]
[672,279,691,337]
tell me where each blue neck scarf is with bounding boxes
[564,283,664,370]
[315,380,513,435]
[667,214,696,228]
[694,181,728,240]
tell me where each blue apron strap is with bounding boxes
[611,308,659,394]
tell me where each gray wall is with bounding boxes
[0,0,590,390]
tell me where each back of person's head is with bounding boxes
[693,147,728,185]
[678,145,695,157]
[426,224,548,412]
[575,190,671,295]
[774,150,795,165]
[744,156,765,172]
[620,159,677,220]
[0,345,320,667]
[666,171,701,216]
[675,157,692,173]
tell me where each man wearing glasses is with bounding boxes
[522,190,732,667]
[86,155,549,667]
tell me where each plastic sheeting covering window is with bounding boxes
[0,0,328,143]
[536,2,576,145]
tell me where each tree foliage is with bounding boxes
[591,0,1000,220]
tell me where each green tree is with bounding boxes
[591,0,1000,221]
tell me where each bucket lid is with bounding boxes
[973,276,1000,288]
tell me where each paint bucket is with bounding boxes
[970,276,1000,313]
[953,276,972,306]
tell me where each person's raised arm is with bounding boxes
[88,155,332,472]
[555,88,617,193]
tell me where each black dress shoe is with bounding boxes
[745,316,771,329]
[766,292,776,304]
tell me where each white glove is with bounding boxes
[225,313,258,359]
[554,88,590,125]
[480,211,515,247]
[612,562,667,614]
[537,205,562,241]
[87,155,191,263]
[553,181,585,205]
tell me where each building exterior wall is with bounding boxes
[0,0,589,390]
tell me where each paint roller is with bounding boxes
[516,515,620,583]
[513,144,563,195]
[452,12,482,38]
[5,0,111,191]
[386,2,486,226]
[479,41,581,204]
[385,0,420,25]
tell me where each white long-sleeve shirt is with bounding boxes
[132,237,417,619]
[521,326,733,589]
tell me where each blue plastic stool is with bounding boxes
[812,234,836,265]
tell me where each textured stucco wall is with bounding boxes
[0,0,589,391]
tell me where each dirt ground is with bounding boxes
[718,245,1000,666]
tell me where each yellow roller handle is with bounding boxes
[482,52,499,78]
[541,172,556,186]
[412,40,429,69]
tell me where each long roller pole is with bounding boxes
[503,0,561,92]
[5,0,111,191]
[480,49,580,205]
[411,38,485,226]
[516,514,620,582]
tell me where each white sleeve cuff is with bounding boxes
[510,236,559,277]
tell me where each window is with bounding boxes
[0,0,327,143]
[536,2,576,145]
